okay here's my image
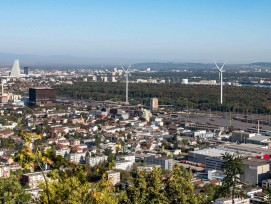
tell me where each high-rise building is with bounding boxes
[29,87,56,107]
[150,98,158,110]
[23,67,29,75]
[10,59,21,77]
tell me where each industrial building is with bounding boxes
[241,158,270,186]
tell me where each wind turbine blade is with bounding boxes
[221,63,226,70]
[127,65,131,72]
[121,64,126,72]
[213,59,220,70]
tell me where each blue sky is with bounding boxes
[0,0,271,63]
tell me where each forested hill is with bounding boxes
[55,82,271,113]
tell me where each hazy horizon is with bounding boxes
[1,51,271,68]
[1,0,271,64]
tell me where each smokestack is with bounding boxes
[1,80,3,95]
[258,120,260,134]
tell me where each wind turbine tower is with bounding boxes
[121,65,131,104]
[214,60,225,104]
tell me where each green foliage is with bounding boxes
[219,153,244,201]
[0,138,16,148]
[120,166,204,204]
[38,175,118,204]
[14,131,52,171]
[0,118,9,126]
[0,175,31,204]
[55,82,271,113]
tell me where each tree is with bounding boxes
[181,139,189,146]
[201,183,220,203]
[0,138,16,148]
[120,166,204,204]
[38,174,118,204]
[219,152,244,204]
[0,175,31,204]
[123,169,148,204]
[164,166,202,204]
[263,188,271,204]
[13,131,52,203]
[145,167,167,203]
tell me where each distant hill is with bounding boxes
[133,62,271,70]
[249,62,271,67]
[132,62,214,70]
[1,52,271,69]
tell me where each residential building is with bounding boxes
[67,152,86,164]
[116,154,135,163]
[144,156,173,171]
[114,160,133,171]
[214,198,249,204]
[0,165,10,178]
[106,170,120,186]
[150,98,158,110]
[22,171,51,188]
[85,155,108,167]
[137,164,161,172]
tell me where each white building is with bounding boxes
[262,179,271,189]
[182,79,188,84]
[116,154,135,163]
[67,152,86,164]
[214,198,249,204]
[54,147,70,157]
[0,165,10,178]
[137,164,161,172]
[114,160,133,171]
[106,170,120,185]
[10,59,21,77]
[85,155,108,167]
[22,171,51,188]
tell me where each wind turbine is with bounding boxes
[214,60,226,104]
[121,65,131,104]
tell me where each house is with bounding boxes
[22,171,51,188]
[0,130,14,138]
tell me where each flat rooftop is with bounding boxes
[225,143,271,155]
[189,147,253,158]
[29,87,54,90]
[189,148,233,157]
[242,158,271,166]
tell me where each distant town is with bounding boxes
[1,59,271,203]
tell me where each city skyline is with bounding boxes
[1,0,271,64]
